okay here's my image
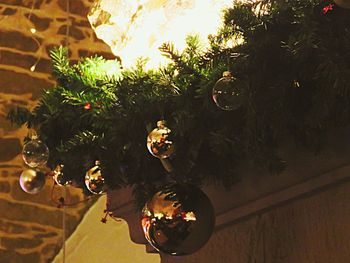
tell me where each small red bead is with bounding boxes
[84,103,91,110]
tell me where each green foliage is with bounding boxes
[7,0,350,207]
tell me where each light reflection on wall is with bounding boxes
[88,0,233,69]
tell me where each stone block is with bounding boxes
[0,50,52,74]
[0,30,42,52]
[1,170,10,178]
[57,25,85,41]
[0,249,40,263]
[0,181,10,193]
[57,0,89,16]
[2,8,16,15]
[11,183,53,206]
[0,199,77,229]
[1,236,43,249]
[0,138,21,162]
[0,219,28,234]
[0,69,52,99]
[31,225,47,232]
[42,243,60,255]
[28,13,52,32]
[0,0,44,9]
[34,232,57,238]
[0,114,20,133]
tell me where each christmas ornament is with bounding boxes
[22,137,49,168]
[334,0,350,9]
[52,164,71,186]
[212,71,244,111]
[19,169,46,194]
[84,103,91,110]
[323,3,334,14]
[147,121,174,159]
[85,161,106,194]
[141,184,215,255]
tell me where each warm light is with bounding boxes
[30,65,36,72]
[30,27,36,34]
[183,211,196,221]
[88,0,233,69]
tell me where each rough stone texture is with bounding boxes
[0,50,52,74]
[0,181,11,193]
[0,249,40,263]
[0,138,22,162]
[0,69,54,99]
[0,31,43,52]
[2,237,43,250]
[0,219,28,234]
[0,0,114,262]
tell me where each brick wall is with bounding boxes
[0,0,114,262]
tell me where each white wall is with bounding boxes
[52,196,159,263]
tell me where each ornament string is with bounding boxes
[50,183,98,208]
[62,187,66,263]
[26,0,44,72]
[61,1,70,263]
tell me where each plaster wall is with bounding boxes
[52,196,160,263]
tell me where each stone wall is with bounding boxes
[0,0,114,262]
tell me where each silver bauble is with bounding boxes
[141,185,215,255]
[53,164,70,186]
[212,71,244,111]
[147,120,174,159]
[85,161,106,194]
[19,169,46,194]
[22,139,49,168]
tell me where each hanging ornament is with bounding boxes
[22,136,49,168]
[334,0,350,9]
[141,184,215,255]
[52,164,71,186]
[84,103,91,110]
[85,160,106,194]
[147,120,175,159]
[19,169,46,194]
[212,71,244,111]
[322,3,334,14]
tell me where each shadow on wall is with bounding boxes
[52,196,160,263]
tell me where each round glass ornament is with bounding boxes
[141,184,215,255]
[147,121,174,159]
[212,71,244,111]
[19,169,46,194]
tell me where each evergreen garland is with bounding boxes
[8,0,350,208]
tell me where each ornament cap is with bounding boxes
[222,71,233,78]
[157,120,166,129]
[55,164,64,171]
[28,129,38,140]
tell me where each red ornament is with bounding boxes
[323,3,334,14]
[84,103,91,110]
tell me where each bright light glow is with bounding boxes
[30,27,36,34]
[30,65,36,72]
[88,0,233,69]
